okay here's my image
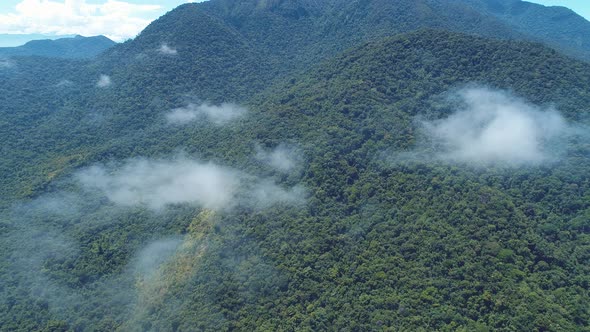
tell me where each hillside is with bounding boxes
[144,0,590,77]
[0,28,589,331]
[84,0,590,111]
[0,35,116,59]
[102,0,521,88]
[463,0,590,60]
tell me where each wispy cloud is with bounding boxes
[132,238,183,279]
[77,158,240,211]
[166,102,247,125]
[76,156,306,211]
[249,180,306,208]
[55,79,74,87]
[158,43,177,55]
[255,144,302,172]
[96,74,112,88]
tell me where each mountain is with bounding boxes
[0,35,116,59]
[0,34,77,47]
[104,0,521,90]
[114,30,590,331]
[463,0,590,60]
[0,0,589,331]
[89,0,590,104]
[136,0,590,77]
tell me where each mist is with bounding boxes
[1,149,306,327]
[55,79,74,87]
[250,180,306,208]
[255,144,301,172]
[77,158,240,211]
[16,191,85,218]
[77,156,306,211]
[0,200,186,328]
[409,87,573,166]
[0,117,304,329]
[166,102,247,125]
[159,43,178,55]
[0,58,14,68]
[132,238,183,279]
[1,204,89,323]
[96,74,112,88]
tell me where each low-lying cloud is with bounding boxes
[133,238,183,279]
[406,87,574,166]
[255,144,301,172]
[166,102,247,125]
[77,158,240,211]
[158,43,177,55]
[250,180,306,208]
[1,149,304,328]
[96,74,112,88]
[77,156,305,211]
[1,201,182,328]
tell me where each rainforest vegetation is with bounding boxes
[0,0,589,331]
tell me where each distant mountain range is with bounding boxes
[0,35,116,59]
[0,34,77,47]
[463,0,590,60]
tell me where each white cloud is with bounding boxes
[255,144,301,172]
[76,156,306,211]
[0,0,162,42]
[419,87,570,166]
[133,238,183,279]
[166,102,247,125]
[158,43,177,55]
[250,180,306,208]
[96,74,112,87]
[77,158,240,211]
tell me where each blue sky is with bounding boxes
[0,0,588,46]
[0,1,200,44]
[0,1,192,18]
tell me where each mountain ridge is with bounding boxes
[462,0,590,60]
[89,0,590,107]
[0,35,116,59]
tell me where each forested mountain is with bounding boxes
[463,0,590,60]
[0,0,589,331]
[0,35,115,59]
[119,0,590,77]
[97,0,590,99]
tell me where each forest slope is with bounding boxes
[3,0,590,209]
[0,30,588,331]
[463,0,590,60]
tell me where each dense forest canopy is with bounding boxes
[0,0,589,331]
